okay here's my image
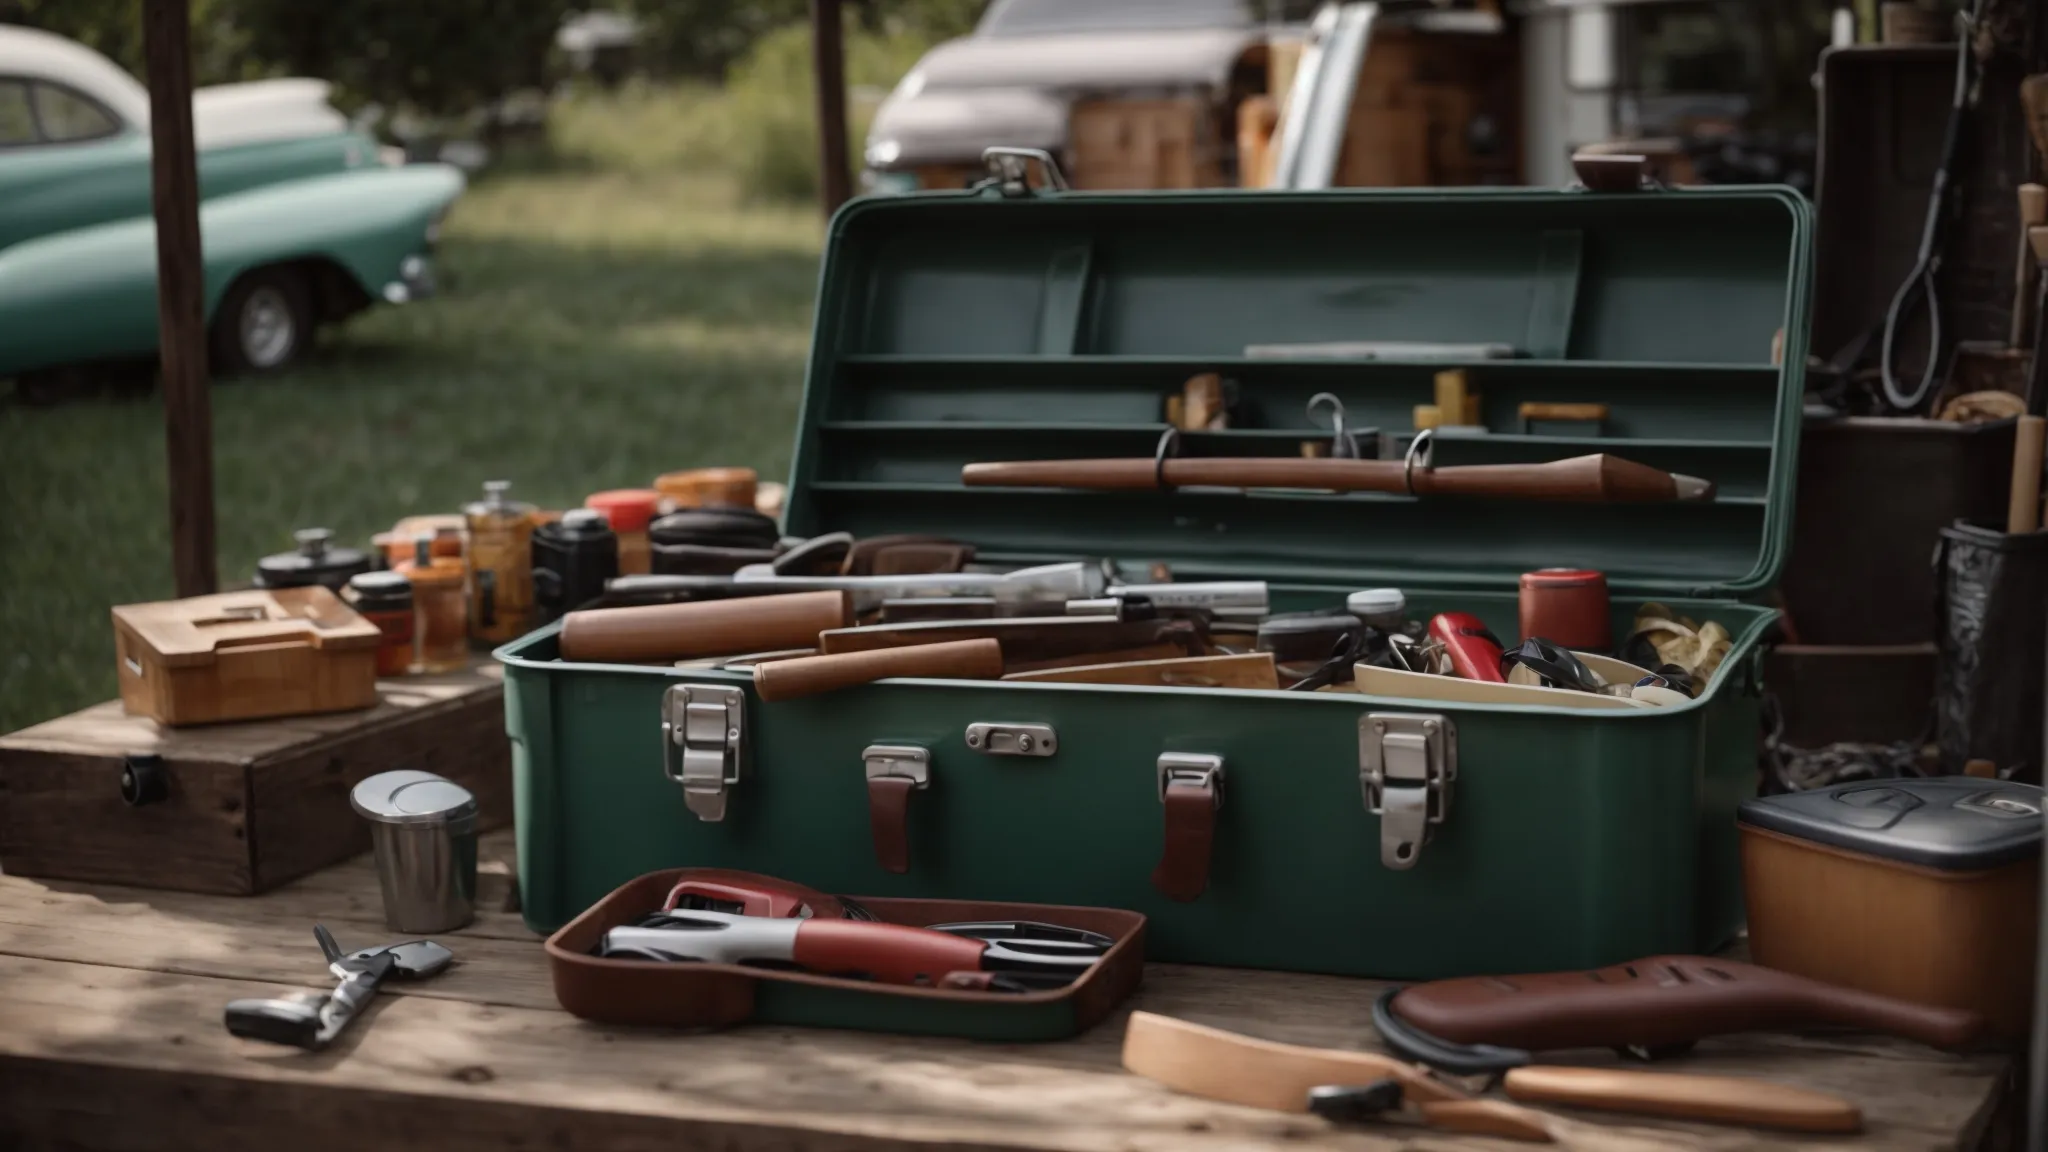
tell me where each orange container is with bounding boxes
[399,537,469,674]
[1738,777,2041,1039]
[585,488,660,575]
[655,467,757,513]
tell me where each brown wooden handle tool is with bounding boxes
[1501,1067,1862,1133]
[558,590,849,663]
[752,638,1003,702]
[2012,184,2046,348]
[1385,954,1987,1058]
[962,454,1714,503]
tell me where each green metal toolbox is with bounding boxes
[501,169,1813,980]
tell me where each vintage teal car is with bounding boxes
[0,25,465,391]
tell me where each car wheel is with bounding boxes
[213,268,312,376]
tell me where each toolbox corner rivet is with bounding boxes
[966,732,982,747]
[727,728,738,741]
[1017,735,1034,751]
[1373,721,1387,735]
[1423,720,1438,734]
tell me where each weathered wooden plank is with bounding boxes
[0,952,2008,1152]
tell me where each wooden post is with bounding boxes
[141,0,217,597]
[810,0,852,219]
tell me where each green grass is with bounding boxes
[0,86,827,733]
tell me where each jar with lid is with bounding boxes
[464,480,537,645]
[584,489,659,575]
[402,536,469,673]
[533,509,619,624]
[345,571,416,677]
[255,528,372,592]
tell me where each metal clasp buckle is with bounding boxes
[1157,752,1224,807]
[661,685,745,822]
[1360,713,1456,870]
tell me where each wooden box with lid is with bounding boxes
[113,587,383,727]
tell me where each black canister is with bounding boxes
[533,509,619,624]
[255,528,373,592]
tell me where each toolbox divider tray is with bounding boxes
[544,867,1146,1041]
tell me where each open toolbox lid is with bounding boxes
[783,167,1813,600]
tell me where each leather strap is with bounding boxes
[1152,778,1218,902]
[866,775,916,874]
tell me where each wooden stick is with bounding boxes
[1502,1067,1861,1134]
[962,454,1714,503]
[753,638,1002,701]
[2012,185,2046,349]
[143,0,216,597]
[2011,416,2046,534]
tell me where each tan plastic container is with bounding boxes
[1739,778,2042,1039]
[464,480,537,645]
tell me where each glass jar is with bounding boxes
[402,536,469,673]
[584,489,659,575]
[464,480,537,645]
[346,570,417,677]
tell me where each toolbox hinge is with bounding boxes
[1359,713,1456,871]
[661,684,745,822]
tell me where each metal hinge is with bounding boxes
[661,684,745,822]
[979,146,1069,197]
[964,722,1057,757]
[1359,713,1456,871]
[863,744,930,789]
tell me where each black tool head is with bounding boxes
[1306,1080,1406,1123]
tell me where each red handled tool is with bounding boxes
[661,870,872,921]
[1428,612,1506,682]
[598,913,1112,987]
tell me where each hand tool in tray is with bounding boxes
[596,908,1113,991]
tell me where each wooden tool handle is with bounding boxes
[1517,402,1610,422]
[1502,1067,1862,1134]
[1413,455,1682,502]
[1419,1100,1557,1143]
[558,591,849,663]
[963,455,1707,503]
[752,638,1002,702]
[2008,416,2045,533]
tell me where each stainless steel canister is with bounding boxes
[350,770,478,933]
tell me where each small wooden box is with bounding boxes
[113,587,380,727]
[0,666,512,895]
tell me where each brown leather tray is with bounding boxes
[544,868,1146,1040]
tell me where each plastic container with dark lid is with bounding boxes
[533,508,619,625]
[255,528,372,592]
[345,570,416,677]
[1739,777,2042,1037]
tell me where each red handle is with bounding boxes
[1429,612,1506,682]
[791,920,989,985]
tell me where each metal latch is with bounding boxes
[980,146,1069,197]
[863,744,930,789]
[964,722,1057,757]
[1359,713,1456,871]
[661,684,745,822]
[1157,753,1224,806]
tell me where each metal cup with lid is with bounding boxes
[255,527,373,592]
[351,770,479,933]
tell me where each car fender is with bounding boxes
[0,163,464,377]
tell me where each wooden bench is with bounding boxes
[0,825,2018,1151]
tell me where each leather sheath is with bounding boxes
[867,775,917,874]
[1153,777,1218,902]
[1389,954,1987,1053]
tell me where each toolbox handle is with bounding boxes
[1569,151,1656,193]
[978,147,1069,197]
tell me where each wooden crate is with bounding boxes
[1068,96,1224,190]
[0,665,510,895]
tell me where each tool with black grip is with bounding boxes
[224,925,453,1050]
